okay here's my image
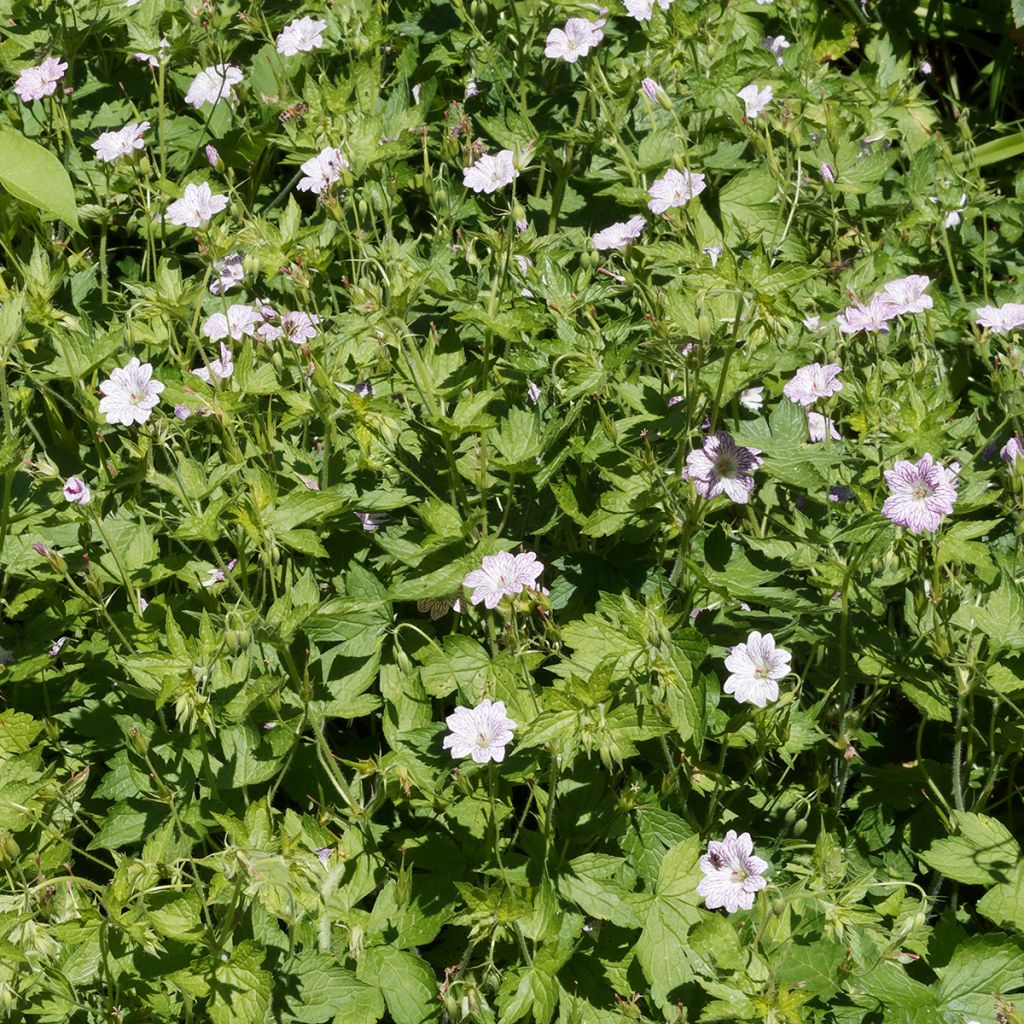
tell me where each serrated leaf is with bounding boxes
[285,953,384,1024]
[920,811,1021,886]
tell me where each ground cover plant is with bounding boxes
[1,0,1024,1020]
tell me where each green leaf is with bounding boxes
[964,582,1024,651]
[976,862,1024,933]
[496,963,558,1024]
[557,854,645,929]
[934,934,1024,1014]
[356,947,437,1024]
[0,127,80,230]
[285,953,384,1024]
[209,942,272,1024]
[920,811,1021,886]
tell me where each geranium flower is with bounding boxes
[641,77,665,102]
[463,551,544,609]
[276,16,327,56]
[697,831,769,913]
[592,215,646,251]
[624,0,672,21]
[91,122,149,163]
[882,454,958,534]
[761,34,790,65]
[648,168,706,214]
[686,431,762,503]
[63,477,91,506]
[191,342,234,383]
[974,303,1024,335]
[184,64,243,108]
[14,57,68,102]
[836,294,893,334]
[210,253,245,295]
[202,304,262,341]
[443,699,517,763]
[879,275,932,316]
[297,147,348,194]
[723,631,791,707]
[808,412,841,442]
[201,558,237,588]
[544,18,605,62]
[1001,437,1023,464]
[98,358,164,426]
[739,386,764,412]
[417,592,465,619]
[463,150,518,194]
[259,310,321,344]
[737,83,773,119]
[783,363,843,406]
[166,182,229,228]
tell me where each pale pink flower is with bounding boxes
[592,215,646,251]
[761,34,790,65]
[820,162,836,183]
[191,342,234,383]
[98,358,164,426]
[259,310,321,344]
[808,412,841,442]
[686,431,762,503]
[63,477,91,506]
[882,454,958,534]
[836,294,893,334]
[463,551,544,609]
[737,83,773,119]
[355,512,386,532]
[91,122,149,162]
[648,168,706,214]
[210,253,244,295]
[974,303,1024,335]
[202,558,237,588]
[803,314,822,331]
[704,245,724,266]
[14,57,68,102]
[724,631,791,707]
[443,699,516,763]
[202,304,262,341]
[1001,437,1024,464]
[297,147,348,195]
[641,77,665,102]
[544,18,605,62]
[783,363,843,406]
[739,386,764,412]
[166,182,229,228]
[697,831,769,913]
[878,275,932,316]
[184,64,243,108]
[624,0,672,21]
[463,150,518,194]
[276,16,327,56]
[417,591,465,619]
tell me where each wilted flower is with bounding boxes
[761,34,790,65]
[879,275,932,316]
[355,512,386,532]
[836,295,893,334]
[697,831,769,913]
[648,168,706,214]
[211,252,245,295]
[463,150,518,194]
[1000,437,1023,464]
[174,404,192,420]
[803,314,822,331]
[783,363,843,406]
[202,304,261,341]
[544,18,605,62]
[527,381,542,404]
[592,215,646,251]
[882,454,958,534]
[98,358,164,426]
[201,558,237,588]
[686,431,762,503]
[91,122,149,162]
[724,631,791,707]
[974,302,1024,335]
[737,83,773,119]
[443,699,517,763]
[191,342,234,383]
[14,57,68,102]
[463,551,544,609]
[166,182,229,228]
[704,244,724,266]
[184,64,243,108]
[297,147,348,195]
[641,77,665,102]
[829,484,853,503]
[276,16,327,56]
[63,477,91,505]
[808,412,841,442]
[940,192,968,229]
[624,0,672,21]
[739,386,764,412]
[417,592,465,619]
[49,636,71,658]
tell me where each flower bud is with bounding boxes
[129,725,148,756]
[0,830,20,867]
[820,162,836,183]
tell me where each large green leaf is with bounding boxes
[0,127,80,230]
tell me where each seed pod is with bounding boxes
[793,818,808,836]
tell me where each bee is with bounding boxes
[278,101,309,125]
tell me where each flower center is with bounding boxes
[911,481,932,501]
[714,453,738,478]
[476,731,491,749]
[730,865,749,883]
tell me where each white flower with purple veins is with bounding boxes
[463,551,544,609]
[356,512,386,532]
[592,215,646,251]
[202,558,237,588]
[184,64,243,108]
[92,122,149,163]
[879,275,932,316]
[191,342,234,383]
[14,57,68,102]
[739,386,764,412]
[724,631,791,707]
[974,303,1024,335]
[737,83,773,119]
[203,304,262,341]
[276,16,327,56]
[63,477,91,506]
[418,591,465,620]
[941,193,968,229]
[443,699,517,764]
[803,314,822,331]
[1001,437,1024,464]
[783,363,843,406]
[463,150,518,194]
[297,147,348,194]
[544,18,605,62]
[836,294,893,334]
[686,431,763,503]
[641,78,665,102]
[211,252,245,295]
[624,0,672,21]
[761,34,790,65]
[648,168,706,214]
[279,311,321,344]
[98,358,165,426]
[704,245,724,267]
[697,831,769,913]
[808,411,841,442]
[882,454,958,534]
[166,182,229,228]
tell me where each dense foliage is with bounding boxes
[1,0,1024,1021]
